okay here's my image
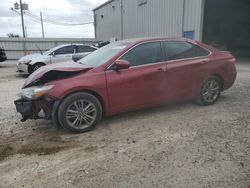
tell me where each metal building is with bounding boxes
[93,0,250,57]
[93,0,205,41]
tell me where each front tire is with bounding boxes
[197,76,222,106]
[29,63,45,74]
[57,92,102,133]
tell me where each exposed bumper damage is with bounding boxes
[14,61,93,123]
[16,62,29,74]
[14,96,57,122]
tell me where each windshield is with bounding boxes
[78,42,130,67]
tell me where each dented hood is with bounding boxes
[23,61,92,88]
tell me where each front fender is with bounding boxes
[46,71,110,115]
[28,58,49,65]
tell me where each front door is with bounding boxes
[50,45,75,64]
[106,41,168,113]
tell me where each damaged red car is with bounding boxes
[14,38,237,133]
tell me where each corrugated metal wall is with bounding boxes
[123,0,184,39]
[0,38,97,60]
[183,0,205,41]
[94,0,205,41]
[94,0,121,41]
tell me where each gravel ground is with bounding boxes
[0,60,249,188]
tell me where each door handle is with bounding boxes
[158,68,166,72]
[200,60,208,64]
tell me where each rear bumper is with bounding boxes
[223,65,237,90]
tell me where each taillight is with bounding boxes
[228,58,236,64]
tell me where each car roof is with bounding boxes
[50,44,97,52]
[56,44,95,48]
[119,37,197,45]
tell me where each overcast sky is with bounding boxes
[0,0,107,38]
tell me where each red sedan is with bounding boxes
[15,38,237,133]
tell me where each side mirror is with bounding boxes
[51,52,56,57]
[114,59,130,70]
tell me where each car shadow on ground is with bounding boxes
[7,90,235,156]
[20,93,234,136]
[101,101,195,124]
[16,73,29,78]
[100,93,234,124]
[0,93,235,162]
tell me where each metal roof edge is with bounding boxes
[93,0,115,11]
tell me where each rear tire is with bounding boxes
[57,92,102,133]
[197,76,222,106]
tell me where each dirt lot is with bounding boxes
[0,60,249,188]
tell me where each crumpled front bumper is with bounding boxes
[14,97,57,122]
[14,99,34,121]
[16,62,29,74]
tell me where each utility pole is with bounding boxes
[120,0,124,40]
[182,0,186,37]
[40,11,45,38]
[12,1,28,38]
[19,0,26,38]
[25,25,28,37]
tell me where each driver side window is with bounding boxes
[54,46,75,55]
[120,42,163,67]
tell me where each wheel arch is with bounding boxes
[30,61,46,66]
[28,62,46,74]
[60,89,106,116]
[210,74,224,90]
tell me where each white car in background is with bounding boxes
[17,44,97,74]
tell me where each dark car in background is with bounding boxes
[0,47,7,62]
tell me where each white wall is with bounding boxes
[94,0,121,41]
[183,0,205,41]
[123,0,183,39]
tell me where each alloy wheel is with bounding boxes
[202,79,220,103]
[65,99,97,129]
[33,65,41,71]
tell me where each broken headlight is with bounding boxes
[17,85,54,100]
[18,60,32,65]
[25,60,32,65]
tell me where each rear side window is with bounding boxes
[54,46,75,55]
[76,45,96,53]
[121,42,163,67]
[164,41,210,60]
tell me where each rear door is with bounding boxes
[106,41,168,113]
[163,41,211,102]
